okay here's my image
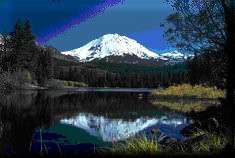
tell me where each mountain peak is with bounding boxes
[62,34,191,63]
[62,33,160,62]
[101,33,120,39]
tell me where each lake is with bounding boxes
[0,89,192,155]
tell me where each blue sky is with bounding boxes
[0,0,174,52]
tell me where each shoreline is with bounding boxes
[0,87,155,92]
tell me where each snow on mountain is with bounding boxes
[62,34,160,62]
[161,51,194,60]
[0,34,3,45]
[60,113,190,142]
[62,34,193,63]
[161,51,186,59]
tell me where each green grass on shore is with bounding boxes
[152,84,225,99]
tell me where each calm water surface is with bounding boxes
[0,89,192,155]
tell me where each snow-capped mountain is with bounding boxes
[61,113,191,142]
[62,34,192,64]
[62,34,160,62]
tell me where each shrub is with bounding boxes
[152,84,225,99]
[24,70,32,83]
[62,80,88,87]
[45,79,64,89]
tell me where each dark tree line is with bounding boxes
[0,20,54,86]
[55,64,188,88]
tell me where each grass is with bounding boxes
[190,129,228,153]
[111,136,161,154]
[152,84,225,99]
[111,130,227,154]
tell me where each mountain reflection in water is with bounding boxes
[61,113,190,142]
[0,89,192,155]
